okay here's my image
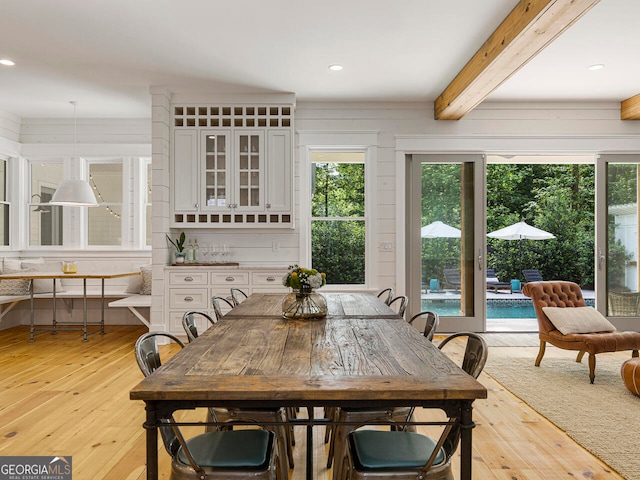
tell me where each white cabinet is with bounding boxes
[171,103,293,228]
[164,266,288,335]
[173,130,199,211]
[200,130,265,213]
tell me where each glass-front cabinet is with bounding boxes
[171,102,293,228]
[203,131,230,209]
[202,130,263,211]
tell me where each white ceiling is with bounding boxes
[0,0,637,119]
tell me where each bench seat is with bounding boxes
[109,295,151,327]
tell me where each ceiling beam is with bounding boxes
[621,94,640,120]
[434,0,601,120]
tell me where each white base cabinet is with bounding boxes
[164,266,288,334]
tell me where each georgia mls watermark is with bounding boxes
[0,456,72,480]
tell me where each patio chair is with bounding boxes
[522,281,640,383]
[442,269,461,291]
[486,268,512,294]
[522,269,544,283]
[607,291,640,316]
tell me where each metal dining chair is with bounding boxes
[230,288,249,306]
[376,287,394,306]
[388,295,408,317]
[408,310,440,341]
[180,310,294,473]
[212,295,236,321]
[342,332,488,480]
[181,311,216,343]
[134,331,280,480]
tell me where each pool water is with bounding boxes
[422,298,595,318]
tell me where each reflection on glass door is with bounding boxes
[606,160,640,317]
[409,155,483,332]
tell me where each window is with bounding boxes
[311,152,366,285]
[0,158,8,246]
[88,161,123,246]
[29,161,64,246]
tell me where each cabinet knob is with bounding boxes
[184,276,193,282]
[184,296,193,302]
[225,277,235,282]
[266,276,276,282]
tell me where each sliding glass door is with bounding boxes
[406,154,486,332]
[598,154,640,330]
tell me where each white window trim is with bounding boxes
[298,131,378,290]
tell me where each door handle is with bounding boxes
[598,248,605,270]
[478,250,483,271]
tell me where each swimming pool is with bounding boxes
[422,298,595,318]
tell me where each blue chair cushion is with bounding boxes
[177,429,273,468]
[350,430,446,469]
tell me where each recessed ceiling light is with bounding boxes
[328,64,343,71]
[588,64,605,71]
[0,59,15,66]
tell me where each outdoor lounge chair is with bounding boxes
[442,269,461,291]
[486,268,512,294]
[522,269,544,283]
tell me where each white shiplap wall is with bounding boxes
[3,99,640,329]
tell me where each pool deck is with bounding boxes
[422,288,595,332]
[422,288,595,301]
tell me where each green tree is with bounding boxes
[311,162,365,284]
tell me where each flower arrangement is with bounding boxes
[282,264,326,291]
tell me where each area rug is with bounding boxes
[484,349,640,480]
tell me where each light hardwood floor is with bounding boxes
[0,325,625,480]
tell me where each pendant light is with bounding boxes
[50,101,98,207]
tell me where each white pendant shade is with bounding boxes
[50,179,98,206]
[49,101,98,207]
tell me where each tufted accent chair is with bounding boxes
[523,281,640,383]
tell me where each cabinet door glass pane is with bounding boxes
[204,134,228,207]
[237,134,261,207]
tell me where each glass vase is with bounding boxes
[282,287,327,319]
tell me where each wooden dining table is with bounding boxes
[130,292,487,480]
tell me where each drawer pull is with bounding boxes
[225,277,235,282]
[266,276,276,282]
[184,276,194,282]
[184,296,193,302]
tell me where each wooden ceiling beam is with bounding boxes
[434,0,601,120]
[621,94,640,120]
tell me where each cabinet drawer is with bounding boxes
[169,288,208,309]
[210,272,249,285]
[169,271,208,285]
[252,271,286,287]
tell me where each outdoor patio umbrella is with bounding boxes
[420,220,461,238]
[487,221,555,275]
[421,221,461,291]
